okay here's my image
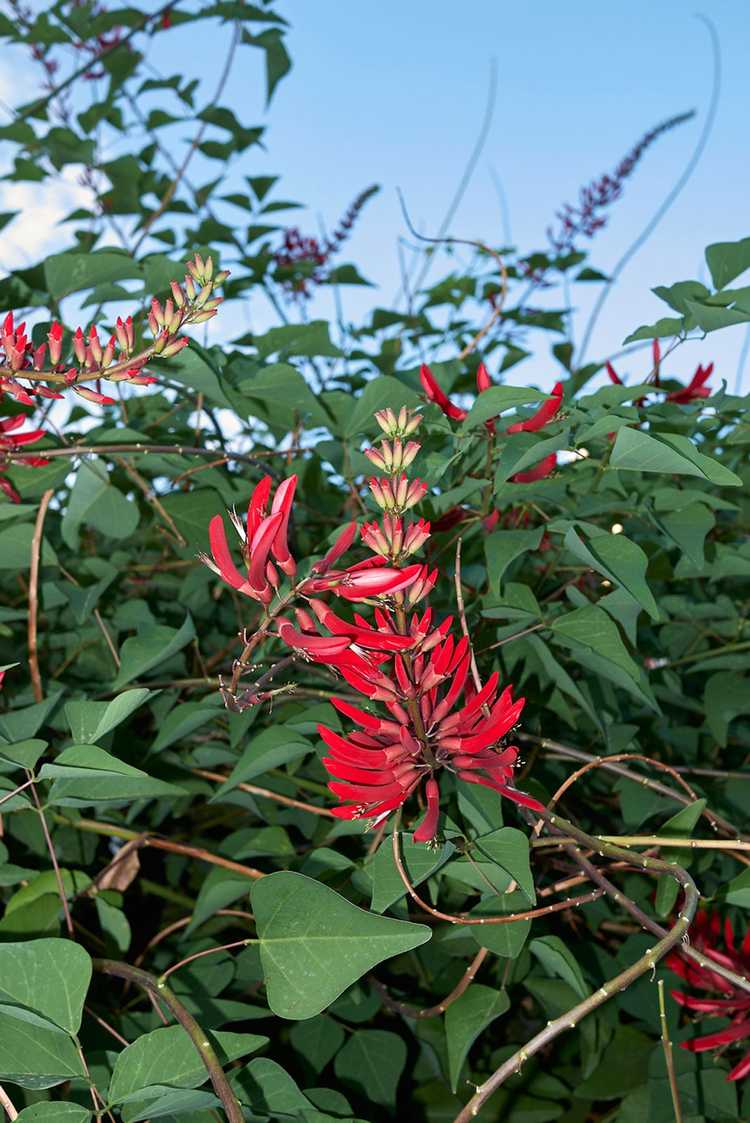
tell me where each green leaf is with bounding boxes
[445,985,510,1091]
[656,433,743,488]
[251,871,431,1018]
[704,672,750,747]
[0,1005,85,1089]
[485,528,544,591]
[62,460,140,548]
[563,527,659,620]
[216,726,312,794]
[0,738,47,770]
[659,503,715,566]
[233,1057,312,1115]
[44,250,141,300]
[289,1016,345,1076]
[622,316,685,345]
[463,892,531,958]
[16,1106,90,1122]
[345,377,421,438]
[64,689,153,744]
[0,523,57,570]
[237,362,331,429]
[473,828,535,904]
[109,1026,268,1102]
[611,427,741,486]
[39,744,159,780]
[460,385,547,430]
[724,866,750,909]
[0,938,92,1033]
[683,297,750,333]
[121,1087,219,1122]
[369,834,454,913]
[550,605,642,683]
[111,616,195,689]
[334,1029,406,1107]
[705,236,750,289]
[252,321,342,359]
[529,935,588,999]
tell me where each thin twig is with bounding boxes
[132,21,241,252]
[94,959,244,1123]
[159,937,253,984]
[658,979,684,1123]
[451,809,699,1122]
[0,1085,17,1120]
[27,489,53,703]
[115,455,187,546]
[374,948,489,1019]
[191,768,336,817]
[392,830,602,925]
[28,778,73,935]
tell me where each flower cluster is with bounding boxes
[420,362,562,483]
[548,111,694,252]
[667,910,750,1081]
[273,185,378,298]
[205,404,541,841]
[0,255,227,407]
[0,415,48,503]
[607,338,714,405]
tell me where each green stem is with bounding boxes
[93,960,243,1123]
[452,809,699,1123]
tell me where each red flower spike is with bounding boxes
[419,364,467,422]
[668,909,750,1081]
[321,622,535,841]
[512,453,557,484]
[506,382,563,434]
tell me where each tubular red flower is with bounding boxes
[668,910,750,1081]
[269,474,297,575]
[506,382,563,434]
[667,362,713,404]
[476,362,492,394]
[419,364,467,422]
[512,453,557,484]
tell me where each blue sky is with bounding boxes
[1,0,748,393]
[233,0,750,391]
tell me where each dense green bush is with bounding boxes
[0,4,749,1121]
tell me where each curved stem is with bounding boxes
[392,829,602,925]
[576,16,721,366]
[374,948,489,1020]
[93,959,243,1123]
[452,808,699,1122]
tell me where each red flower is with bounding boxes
[419,362,497,429]
[0,415,49,504]
[667,363,713,404]
[419,364,467,422]
[512,453,557,484]
[506,382,563,434]
[201,474,297,604]
[318,626,541,841]
[667,910,750,1081]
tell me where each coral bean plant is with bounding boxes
[0,4,748,1123]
